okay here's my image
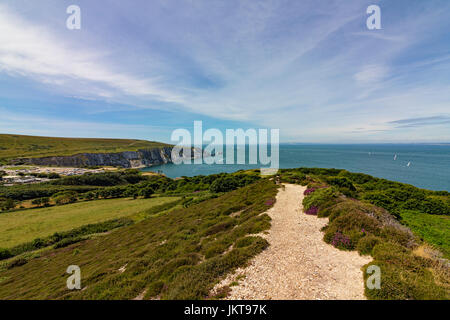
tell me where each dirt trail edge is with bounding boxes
[214,184,372,300]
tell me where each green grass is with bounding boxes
[0,179,278,299]
[399,210,450,259]
[0,134,171,161]
[0,197,178,249]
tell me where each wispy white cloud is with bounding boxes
[0,4,183,104]
[354,64,389,86]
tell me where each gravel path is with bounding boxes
[215,184,371,300]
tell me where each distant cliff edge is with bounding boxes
[11,147,176,168]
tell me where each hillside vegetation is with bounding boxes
[281,168,450,299]
[0,179,277,299]
[0,197,178,249]
[0,134,171,161]
[0,167,448,300]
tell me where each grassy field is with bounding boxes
[400,210,450,259]
[0,197,178,249]
[0,134,171,160]
[0,179,277,299]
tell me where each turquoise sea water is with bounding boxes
[142,144,450,191]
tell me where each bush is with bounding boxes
[330,232,352,250]
[51,171,146,186]
[356,235,381,255]
[305,206,318,215]
[0,184,98,201]
[0,248,12,260]
[210,176,239,193]
[303,188,316,196]
[138,186,154,199]
[280,171,307,184]
[2,198,15,211]
[53,191,78,205]
[363,261,447,300]
[326,177,356,191]
[204,218,235,236]
[203,242,229,258]
[302,187,338,211]
[380,226,416,248]
[32,197,50,206]
[235,236,260,248]
[54,237,84,249]
[327,211,381,236]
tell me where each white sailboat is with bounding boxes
[394,154,397,160]
[407,162,411,167]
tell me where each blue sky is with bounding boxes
[0,0,449,143]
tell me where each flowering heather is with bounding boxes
[331,232,352,249]
[305,206,318,215]
[265,199,275,206]
[303,188,316,196]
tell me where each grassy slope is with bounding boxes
[0,179,277,300]
[0,197,178,248]
[0,134,171,160]
[400,210,450,259]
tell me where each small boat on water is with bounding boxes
[407,162,411,167]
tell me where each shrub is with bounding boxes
[305,206,318,215]
[380,226,416,248]
[53,191,78,205]
[363,261,447,300]
[372,242,429,271]
[203,242,229,258]
[139,186,154,199]
[331,232,352,250]
[327,211,381,236]
[209,176,239,193]
[302,187,338,211]
[2,198,15,210]
[31,197,49,206]
[280,171,307,184]
[204,218,235,236]
[0,248,12,260]
[356,235,381,255]
[51,171,146,186]
[303,188,316,196]
[54,237,84,249]
[41,197,50,206]
[326,177,356,191]
[235,236,260,248]
[339,187,358,198]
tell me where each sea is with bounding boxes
[142,144,450,192]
